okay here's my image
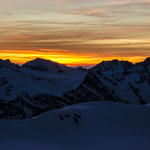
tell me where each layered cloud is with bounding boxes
[0,0,150,66]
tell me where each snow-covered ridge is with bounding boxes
[1,57,150,119]
[23,58,67,72]
[0,101,150,150]
[62,57,150,105]
[0,59,20,72]
[0,58,87,100]
[0,58,88,119]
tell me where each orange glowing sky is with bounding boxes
[0,0,150,66]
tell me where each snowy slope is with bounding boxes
[0,58,87,101]
[63,58,150,105]
[0,101,150,150]
[0,58,87,119]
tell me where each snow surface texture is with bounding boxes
[0,101,150,150]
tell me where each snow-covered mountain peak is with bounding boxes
[134,57,150,74]
[100,59,133,67]
[0,59,11,66]
[1,57,150,119]
[135,57,150,66]
[5,59,11,63]
[143,57,150,64]
[0,59,19,71]
[23,58,67,72]
[92,59,133,75]
[0,58,88,105]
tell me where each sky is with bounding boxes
[0,0,150,67]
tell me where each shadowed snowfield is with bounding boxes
[0,101,150,150]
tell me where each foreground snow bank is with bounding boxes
[0,101,150,150]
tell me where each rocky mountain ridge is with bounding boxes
[1,58,150,119]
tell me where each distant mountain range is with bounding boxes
[1,57,150,119]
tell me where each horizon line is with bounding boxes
[1,57,150,69]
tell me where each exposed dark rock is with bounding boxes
[74,117,79,124]
[59,114,64,120]
[58,69,65,73]
[74,114,81,119]
[64,114,70,118]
